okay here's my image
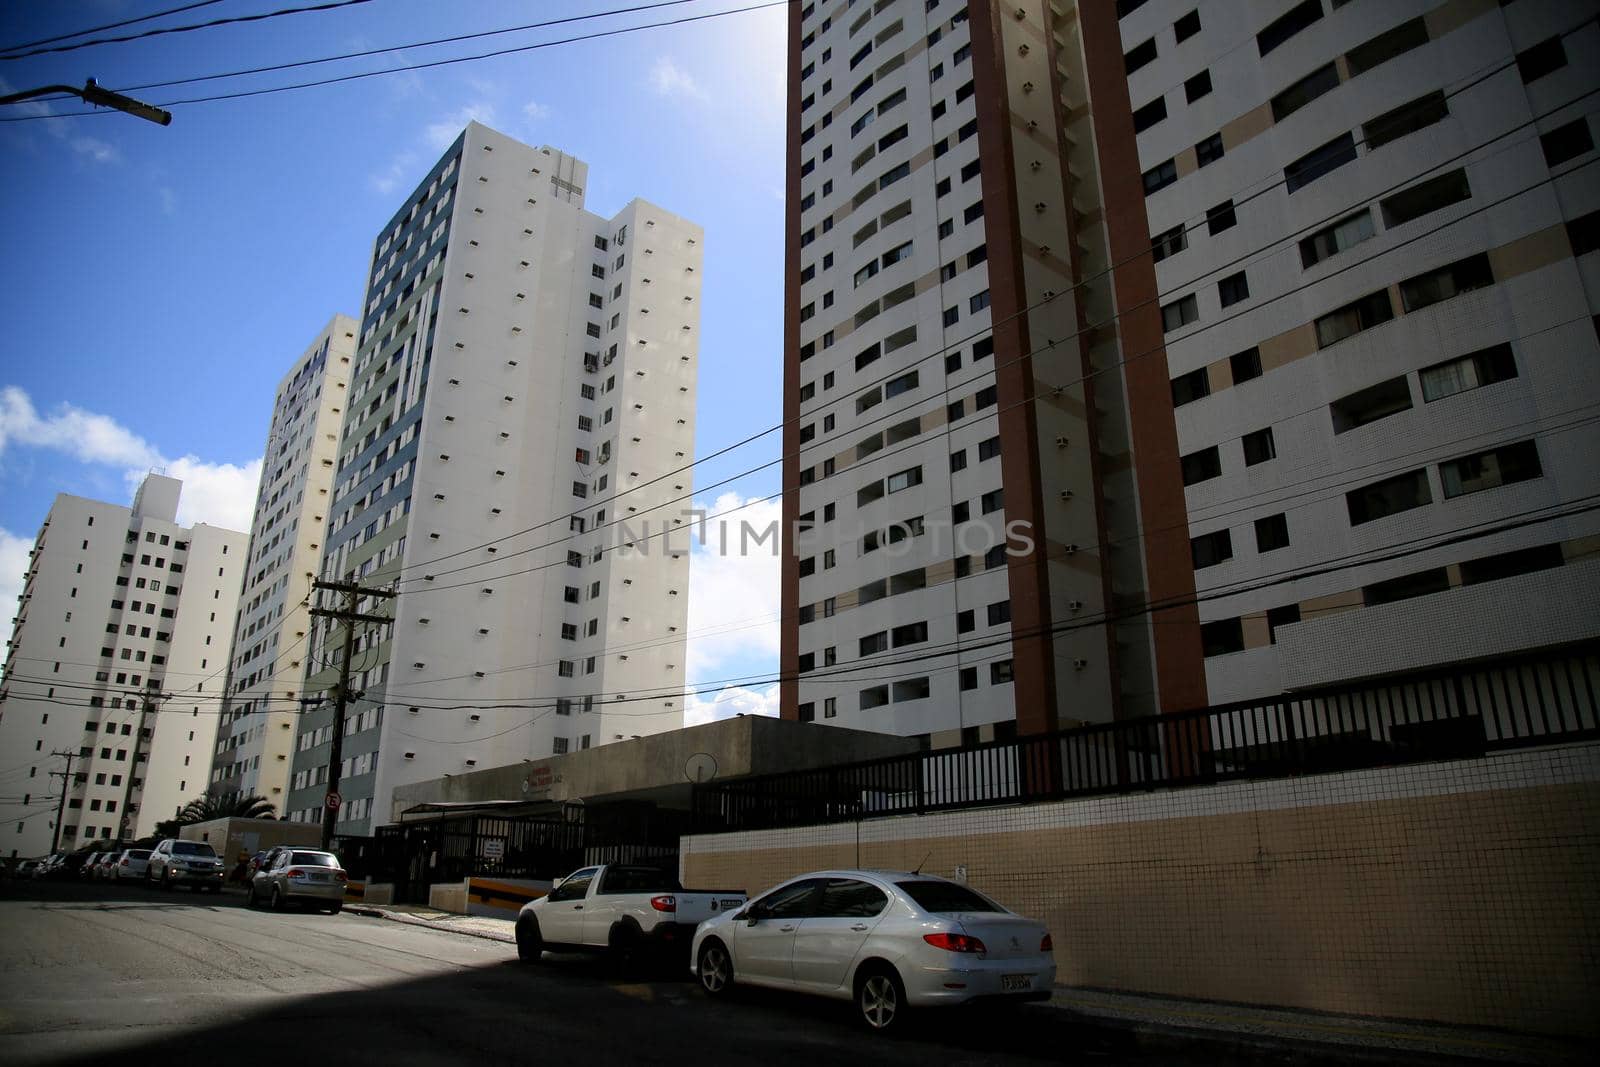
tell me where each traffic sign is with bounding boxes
[325,791,342,811]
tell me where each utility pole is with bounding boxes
[47,749,78,854]
[308,579,395,850]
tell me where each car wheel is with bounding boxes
[607,921,640,970]
[326,902,343,915]
[271,886,285,912]
[246,884,258,908]
[697,939,733,996]
[162,869,174,891]
[515,917,544,963]
[856,965,906,1032]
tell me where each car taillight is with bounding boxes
[923,932,987,954]
[649,895,676,912]
[286,868,305,878]
[1040,933,1053,952]
[333,869,347,880]
[120,859,129,866]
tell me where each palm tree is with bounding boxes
[177,792,278,824]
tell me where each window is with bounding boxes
[963,201,984,224]
[1124,38,1157,74]
[1171,368,1209,407]
[1195,132,1224,167]
[1460,544,1565,587]
[1347,469,1431,525]
[1330,376,1413,432]
[1285,133,1357,193]
[1315,289,1393,348]
[1181,446,1221,486]
[1345,16,1428,76]
[1439,441,1541,498]
[1541,119,1594,167]
[1161,294,1199,332]
[1255,513,1290,552]
[1363,568,1450,607]
[892,622,928,647]
[1516,36,1567,84]
[1420,343,1517,402]
[1206,200,1236,234]
[990,660,1014,685]
[984,600,1011,627]
[960,667,978,691]
[860,686,890,710]
[1270,63,1338,122]
[1132,97,1167,133]
[1241,427,1276,466]
[885,370,918,398]
[1230,347,1262,384]
[1381,168,1470,228]
[1151,224,1187,263]
[1185,70,1212,103]
[1143,158,1177,195]
[978,436,1002,462]
[969,290,990,314]
[1363,91,1448,150]
[1200,618,1244,657]
[1266,604,1301,643]
[1217,271,1249,308]
[860,632,888,656]
[1190,529,1233,569]
[1257,0,1322,57]
[981,488,1004,514]
[893,677,930,703]
[886,466,922,493]
[943,305,959,326]
[1174,9,1200,42]
[1300,209,1374,268]
[1399,253,1494,313]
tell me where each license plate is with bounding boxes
[1001,974,1032,992]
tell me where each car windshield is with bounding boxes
[172,843,216,857]
[129,850,151,859]
[896,881,1003,913]
[289,852,340,867]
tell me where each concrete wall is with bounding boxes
[179,817,322,865]
[681,744,1600,1038]
[388,715,922,820]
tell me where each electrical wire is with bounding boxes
[0,1,226,55]
[0,0,376,62]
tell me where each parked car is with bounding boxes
[247,848,347,913]
[77,852,105,879]
[689,870,1056,1032]
[11,859,41,878]
[94,852,124,880]
[516,864,747,965]
[111,848,153,882]
[147,839,225,891]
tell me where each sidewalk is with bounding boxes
[347,902,1583,1064]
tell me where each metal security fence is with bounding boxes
[691,645,1600,833]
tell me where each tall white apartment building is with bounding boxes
[209,316,356,809]
[1118,0,1600,701]
[284,122,701,834]
[781,0,1599,740]
[0,475,247,856]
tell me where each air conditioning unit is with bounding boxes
[403,751,415,760]
[1073,659,1088,670]
[1055,435,1069,448]
[1068,600,1084,612]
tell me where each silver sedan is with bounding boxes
[248,849,348,913]
[690,869,1056,1032]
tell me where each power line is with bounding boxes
[0,0,787,115]
[0,0,225,54]
[0,0,376,62]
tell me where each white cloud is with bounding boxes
[0,386,161,468]
[0,528,31,654]
[522,99,551,123]
[686,489,782,685]
[158,186,177,215]
[684,683,779,728]
[649,57,709,102]
[0,386,260,532]
[425,100,496,150]
[69,136,119,164]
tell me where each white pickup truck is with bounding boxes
[515,864,746,964]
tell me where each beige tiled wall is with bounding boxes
[682,745,1600,1038]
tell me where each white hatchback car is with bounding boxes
[690,869,1055,1031]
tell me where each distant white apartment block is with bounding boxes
[284,122,702,834]
[209,316,356,810]
[0,475,247,856]
[781,0,1600,741]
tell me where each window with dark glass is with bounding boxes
[1330,376,1413,433]
[1230,346,1262,384]
[1257,0,1322,56]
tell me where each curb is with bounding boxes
[349,905,517,945]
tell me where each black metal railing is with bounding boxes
[691,645,1600,833]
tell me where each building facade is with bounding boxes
[0,475,247,856]
[209,315,356,810]
[283,122,702,835]
[781,0,1600,739]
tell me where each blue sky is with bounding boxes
[0,0,788,719]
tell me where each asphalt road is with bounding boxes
[0,879,1214,1066]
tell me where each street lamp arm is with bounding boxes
[0,78,171,126]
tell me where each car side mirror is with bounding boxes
[745,906,765,926]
